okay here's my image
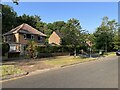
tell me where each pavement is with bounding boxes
[2,56,118,88]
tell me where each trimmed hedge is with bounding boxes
[37,53,69,58]
[36,45,87,54]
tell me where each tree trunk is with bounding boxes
[74,48,76,57]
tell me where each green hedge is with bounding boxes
[36,45,87,54]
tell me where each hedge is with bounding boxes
[36,45,87,54]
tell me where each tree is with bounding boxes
[112,27,120,50]
[94,16,118,52]
[16,14,41,28]
[2,4,17,34]
[61,18,87,56]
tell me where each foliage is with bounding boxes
[26,41,38,58]
[60,18,88,56]
[2,4,42,34]
[36,45,86,55]
[2,4,17,34]
[93,16,118,52]
[2,42,10,56]
[16,14,41,29]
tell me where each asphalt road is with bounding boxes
[2,56,118,88]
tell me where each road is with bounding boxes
[2,56,118,88]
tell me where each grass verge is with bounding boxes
[103,52,116,57]
[44,56,96,67]
[0,65,25,79]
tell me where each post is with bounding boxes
[90,47,91,58]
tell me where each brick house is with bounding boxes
[3,23,47,55]
[48,31,62,45]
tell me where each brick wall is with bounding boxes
[48,32,61,45]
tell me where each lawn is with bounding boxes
[0,65,25,78]
[104,52,116,57]
[44,56,96,67]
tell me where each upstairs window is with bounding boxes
[31,35,34,40]
[38,36,42,42]
[26,34,31,39]
[24,34,26,39]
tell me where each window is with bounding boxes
[38,36,42,41]
[24,34,26,39]
[31,35,34,40]
[26,34,31,39]
[10,44,16,52]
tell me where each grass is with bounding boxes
[44,56,96,67]
[0,65,25,78]
[103,52,116,57]
[44,52,116,67]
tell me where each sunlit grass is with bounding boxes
[44,56,96,66]
[0,65,25,78]
[104,52,116,57]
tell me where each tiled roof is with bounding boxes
[3,23,47,37]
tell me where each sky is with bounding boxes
[3,2,118,33]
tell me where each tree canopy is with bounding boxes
[93,16,119,52]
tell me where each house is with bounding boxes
[48,31,62,45]
[3,23,47,55]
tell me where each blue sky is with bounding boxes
[3,2,118,33]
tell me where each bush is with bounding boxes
[36,45,86,55]
[25,41,38,58]
[2,42,10,56]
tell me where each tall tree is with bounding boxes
[2,4,17,34]
[16,14,41,28]
[61,18,87,56]
[94,16,118,52]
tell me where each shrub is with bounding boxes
[25,41,38,58]
[36,45,86,54]
[2,42,10,56]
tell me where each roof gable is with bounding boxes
[54,31,63,38]
[3,23,47,37]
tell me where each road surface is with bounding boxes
[2,56,118,88]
